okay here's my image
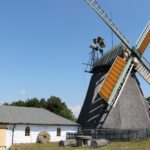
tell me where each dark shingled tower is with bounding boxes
[78,43,150,131]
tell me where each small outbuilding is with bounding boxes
[0,106,79,150]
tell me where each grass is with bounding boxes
[10,139,150,150]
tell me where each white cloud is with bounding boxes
[19,90,27,95]
[69,105,81,117]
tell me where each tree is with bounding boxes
[26,98,40,107]
[146,97,150,105]
[146,97,150,101]
[11,100,26,107]
[47,96,64,114]
[39,98,47,108]
[46,96,76,121]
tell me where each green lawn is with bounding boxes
[10,139,150,150]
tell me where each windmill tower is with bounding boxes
[78,0,150,140]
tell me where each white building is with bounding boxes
[0,106,79,150]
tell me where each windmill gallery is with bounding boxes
[77,0,150,141]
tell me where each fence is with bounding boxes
[67,128,150,141]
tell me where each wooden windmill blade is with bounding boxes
[99,56,133,106]
[135,56,150,84]
[136,21,150,56]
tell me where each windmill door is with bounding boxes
[0,124,7,150]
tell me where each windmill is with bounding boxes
[85,0,150,107]
[78,0,150,139]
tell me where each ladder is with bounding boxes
[85,0,132,50]
[136,59,150,84]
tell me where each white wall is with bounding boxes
[6,125,14,149]
[6,124,78,149]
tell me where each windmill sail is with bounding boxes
[136,21,150,56]
[135,58,150,84]
[99,56,133,106]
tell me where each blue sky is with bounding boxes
[0,0,150,117]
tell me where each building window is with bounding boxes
[25,126,30,136]
[57,128,61,136]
